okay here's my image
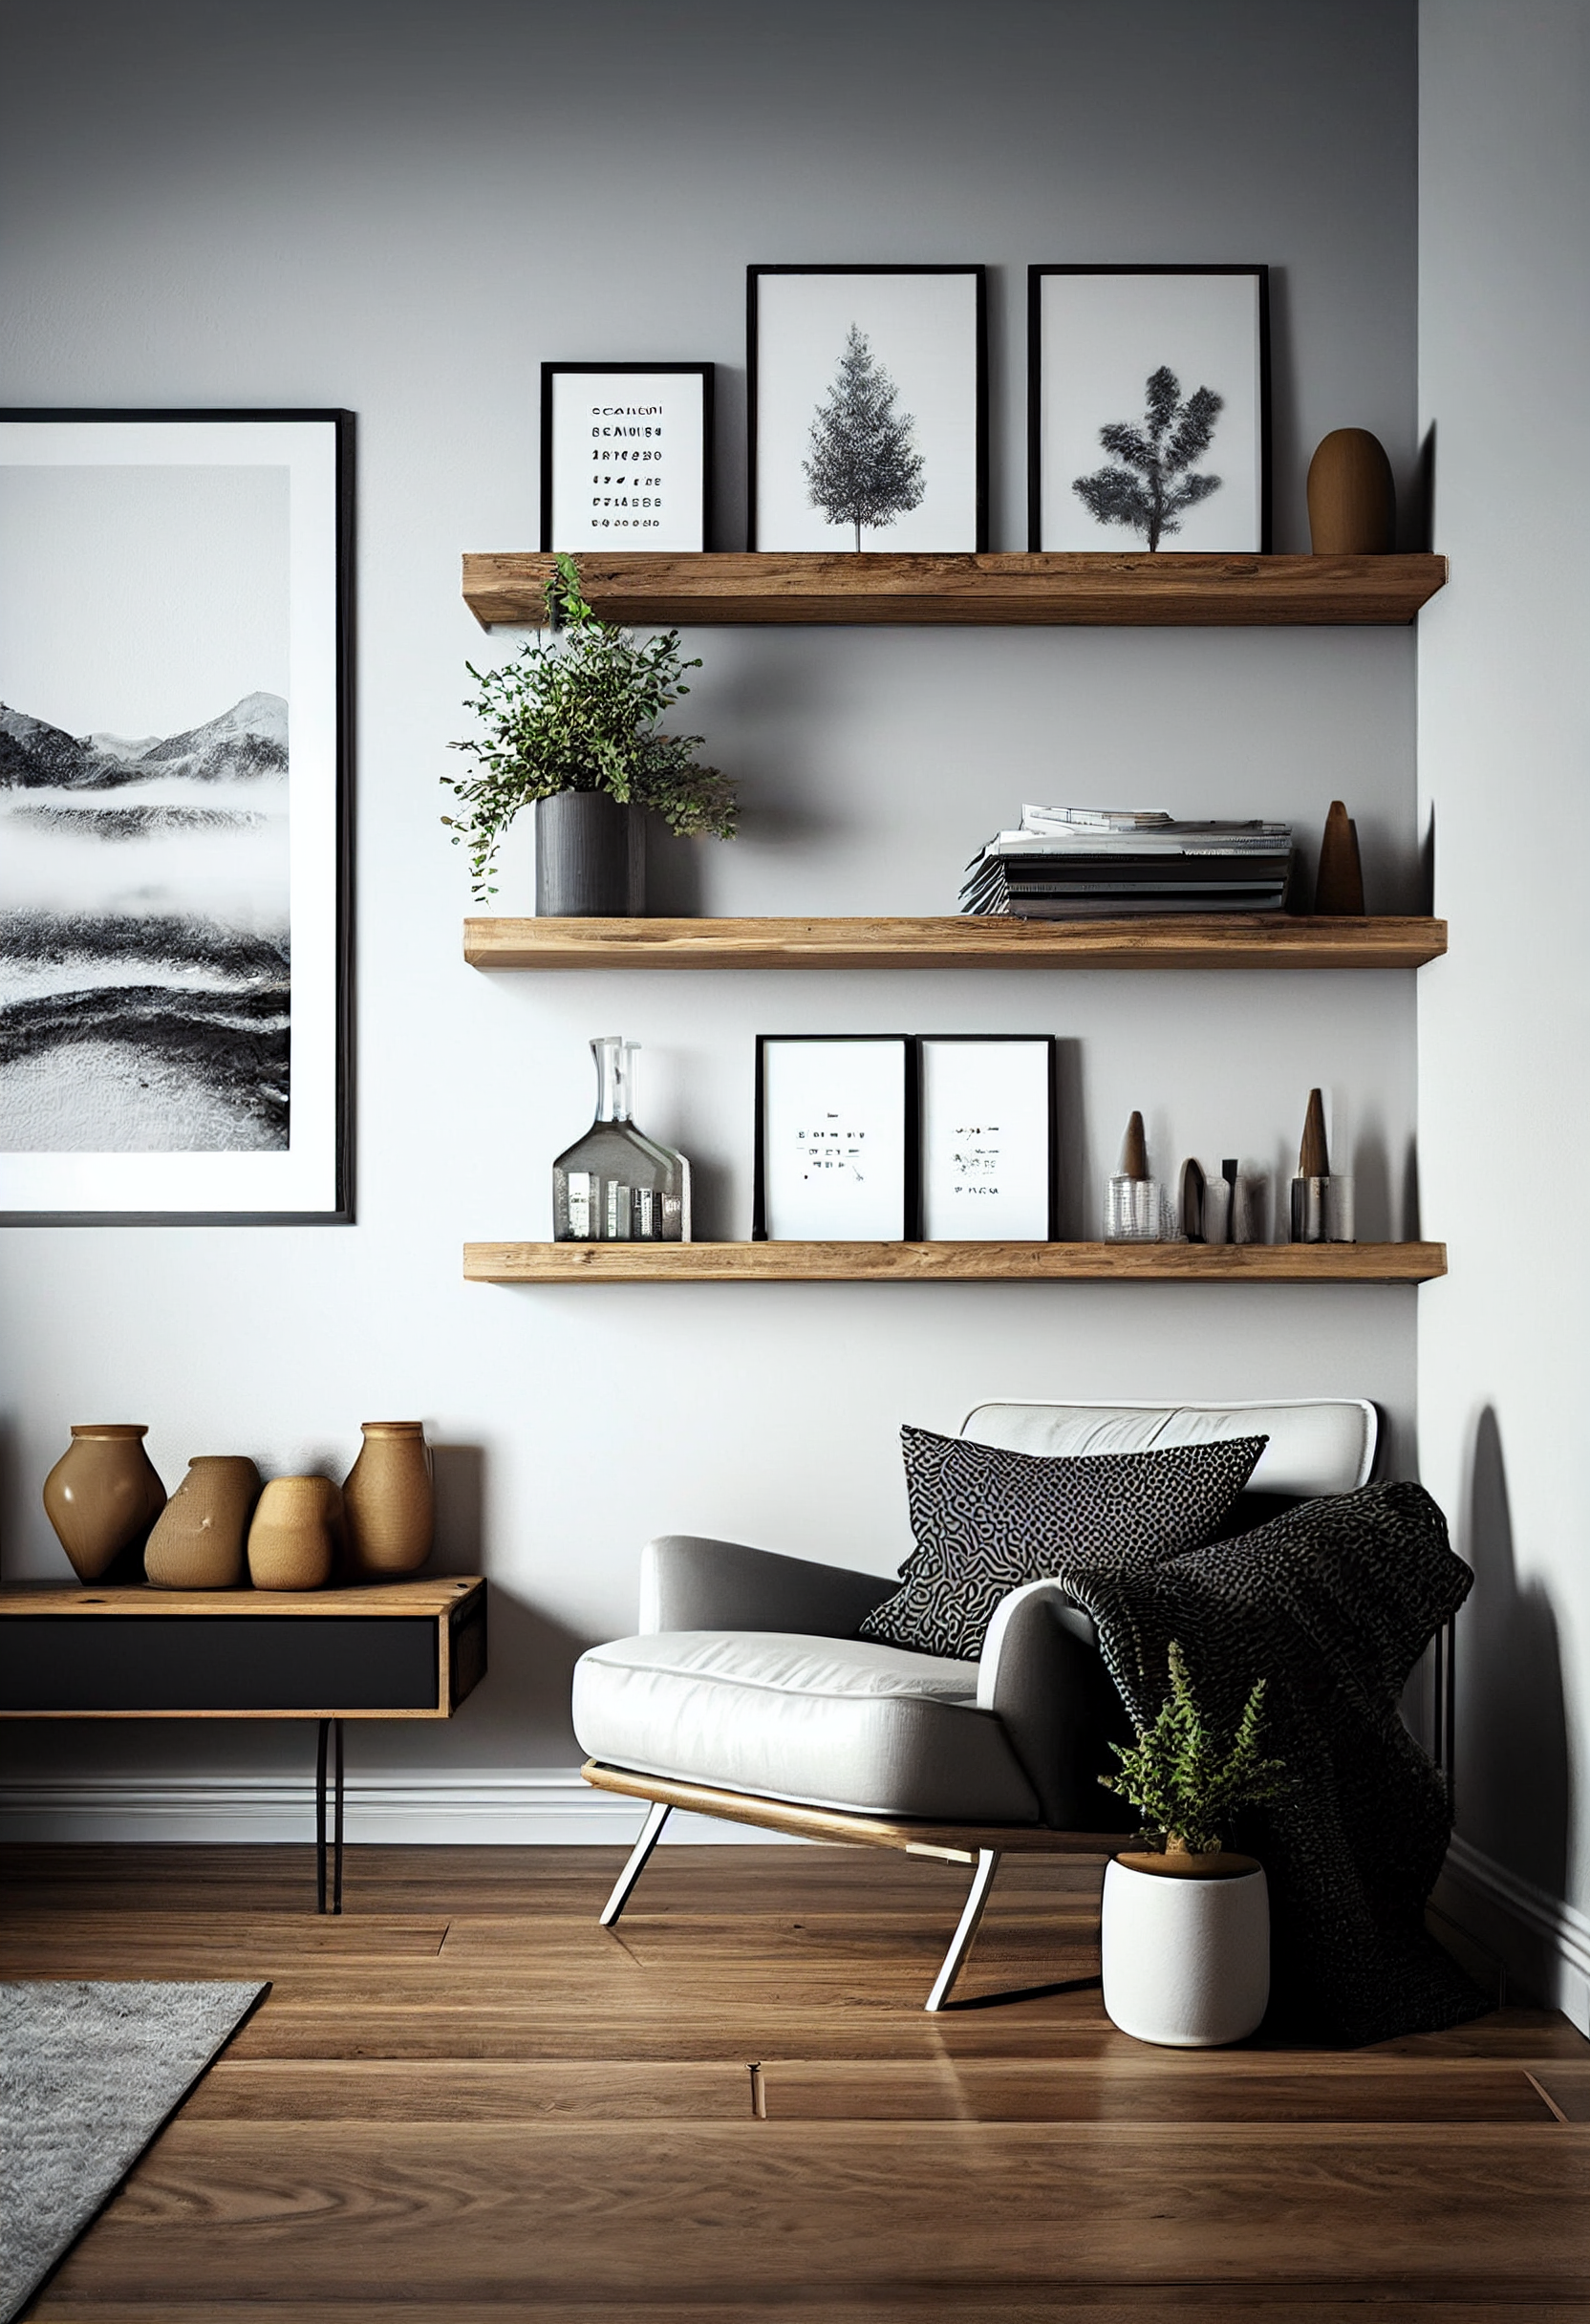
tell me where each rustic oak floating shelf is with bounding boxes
[464,914,1446,974]
[462,550,1449,630]
[464,1241,1448,1285]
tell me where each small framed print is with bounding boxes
[1028,267,1270,552]
[916,1037,1057,1242]
[754,1036,913,1242]
[748,266,987,550]
[541,363,713,552]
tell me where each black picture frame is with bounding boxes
[747,265,988,552]
[0,407,354,1225]
[753,1035,917,1242]
[1027,266,1272,553]
[915,1035,1059,1242]
[540,363,714,553]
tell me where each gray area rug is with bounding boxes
[0,1979,266,2322]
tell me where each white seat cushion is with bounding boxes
[572,1630,1042,1823]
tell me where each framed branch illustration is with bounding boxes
[748,266,987,551]
[0,409,353,1224]
[541,363,714,552]
[1028,267,1270,552]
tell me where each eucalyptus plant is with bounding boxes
[1100,1640,1288,1856]
[442,553,737,900]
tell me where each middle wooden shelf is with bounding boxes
[465,1241,1448,1284]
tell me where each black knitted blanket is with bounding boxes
[1064,1481,1487,2044]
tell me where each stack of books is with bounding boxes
[959,806,1296,919]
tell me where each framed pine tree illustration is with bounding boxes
[1029,267,1271,553]
[748,267,987,551]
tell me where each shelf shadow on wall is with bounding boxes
[1458,1407,1570,1904]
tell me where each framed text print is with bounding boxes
[541,364,713,552]
[748,267,987,551]
[754,1037,913,1241]
[917,1036,1057,1242]
[0,409,353,1224]
[1029,268,1270,552]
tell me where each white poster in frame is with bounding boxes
[541,364,712,552]
[0,409,352,1223]
[1029,267,1270,552]
[917,1036,1057,1242]
[755,1037,912,1241]
[749,267,987,551]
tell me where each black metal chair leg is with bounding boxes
[332,1716,345,1917]
[315,1718,330,1913]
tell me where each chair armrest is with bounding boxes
[977,1581,1136,1832]
[639,1535,895,1639]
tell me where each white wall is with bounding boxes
[0,0,1423,1837]
[1418,0,1590,2027]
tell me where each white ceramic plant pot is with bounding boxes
[1101,1852,1270,2048]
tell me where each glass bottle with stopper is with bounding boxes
[1289,1087,1354,1243]
[553,1036,692,1243]
[1104,1110,1163,1241]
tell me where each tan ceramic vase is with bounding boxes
[1306,428,1395,553]
[42,1424,167,1583]
[247,1474,343,1591]
[342,1422,434,1579]
[143,1455,262,1589]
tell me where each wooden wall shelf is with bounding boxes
[462,550,1448,630]
[464,915,1446,974]
[464,1241,1447,1285]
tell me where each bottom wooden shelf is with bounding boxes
[464,1240,1446,1284]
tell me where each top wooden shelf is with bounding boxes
[462,551,1449,630]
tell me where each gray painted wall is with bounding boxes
[0,0,1421,1829]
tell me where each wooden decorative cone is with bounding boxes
[144,1456,262,1589]
[1314,801,1365,915]
[247,1475,344,1591]
[1120,1111,1149,1180]
[1300,1088,1330,1178]
[1306,429,1395,554]
[342,1423,435,1579]
[42,1425,167,1583]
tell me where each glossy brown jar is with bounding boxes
[143,1455,262,1589]
[42,1425,167,1583]
[342,1422,434,1578]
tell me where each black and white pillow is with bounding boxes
[859,1427,1268,1661]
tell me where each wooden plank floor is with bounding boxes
[5,1843,1588,2319]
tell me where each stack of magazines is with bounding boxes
[959,806,1296,919]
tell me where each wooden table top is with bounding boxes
[0,1579,484,1618]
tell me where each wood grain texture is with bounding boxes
[0,1578,482,1618]
[461,550,1450,629]
[462,914,1449,974]
[465,1240,1449,1284]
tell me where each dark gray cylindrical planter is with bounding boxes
[534,790,645,916]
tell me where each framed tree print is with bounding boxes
[916,1036,1057,1242]
[1028,267,1270,552]
[541,363,713,552]
[0,409,353,1223]
[753,1036,913,1241]
[748,267,987,551]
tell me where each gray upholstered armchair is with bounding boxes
[573,1398,1378,2009]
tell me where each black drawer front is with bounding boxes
[0,1617,439,1712]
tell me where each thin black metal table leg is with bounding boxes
[332,1716,345,1917]
[315,1718,330,1914]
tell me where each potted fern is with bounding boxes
[443,554,737,915]
[1097,1641,1287,2047]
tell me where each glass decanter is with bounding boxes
[552,1036,692,1242]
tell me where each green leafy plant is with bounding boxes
[1100,1640,1288,1856]
[442,553,737,900]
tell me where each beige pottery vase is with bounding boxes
[342,1422,434,1578]
[247,1474,343,1591]
[42,1424,167,1583]
[143,1455,262,1589]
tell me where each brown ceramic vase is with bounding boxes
[1306,428,1396,554]
[247,1475,343,1591]
[342,1422,434,1579]
[42,1424,167,1583]
[143,1455,262,1589]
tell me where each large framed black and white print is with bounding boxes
[0,410,352,1224]
[753,1037,913,1241]
[1028,268,1270,552]
[916,1037,1057,1242]
[541,364,713,551]
[748,267,987,551]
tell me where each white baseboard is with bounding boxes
[0,1771,787,1847]
[1433,1834,1590,2035]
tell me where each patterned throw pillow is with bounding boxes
[859,1427,1268,1661]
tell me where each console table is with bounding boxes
[0,1578,487,1912]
